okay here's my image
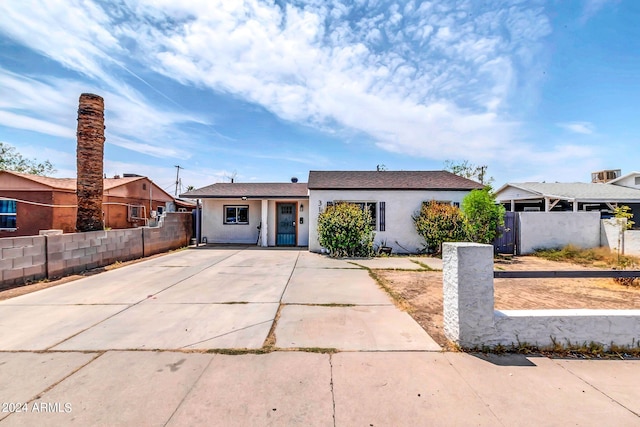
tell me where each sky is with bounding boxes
[0,0,639,194]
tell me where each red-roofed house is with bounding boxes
[0,171,176,237]
[181,170,483,252]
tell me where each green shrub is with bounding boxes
[413,201,467,254]
[317,203,375,257]
[461,188,505,244]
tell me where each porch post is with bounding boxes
[261,199,268,247]
[510,200,515,212]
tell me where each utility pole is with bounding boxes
[174,165,183,197]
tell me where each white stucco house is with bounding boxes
[182,170,483,253]
[494,182,640,216]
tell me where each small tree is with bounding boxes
[317,203,375,257]
[444,160,493,187]
[413,201,466,255]
[461,189,505,244]
[614,205,634,230]
[0,141,56,176]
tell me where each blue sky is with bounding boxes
[0,0,638,193]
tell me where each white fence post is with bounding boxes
[443,242,495,348]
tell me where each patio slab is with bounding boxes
[332,352,500,426]
[275,305,440,351]
[53,303,279,351]
[167,352,334,426]
[444,353,640,426]
[294,252,361,269]
[555,359,640,416]
[152,268,290,303]
[0,352,99,421]
[283,268,392,305]
[214,249,300,269]
[0,305,128,351]
[0,351,212,427]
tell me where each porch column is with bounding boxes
[544,197,550,212]
[573,199,579,212]
[261,199,268,247]
[510,200,515,212]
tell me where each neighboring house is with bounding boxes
[181,181,309,246]
[0,171,175,237]
[494,182,640,222]
[607,171,640,190]
[307,170,484,253]
[182,170,483,252]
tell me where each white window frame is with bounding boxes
[0,199,17,230]
[224,205,249,225]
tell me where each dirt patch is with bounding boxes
[376,256,640,349]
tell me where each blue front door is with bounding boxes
[276,203,296,246]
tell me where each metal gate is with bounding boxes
[276,203,296,246]
[494,212,517,254]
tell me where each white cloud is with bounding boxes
[581,0,618,23]
[0,0,560,167]
[557,121,596,135]
[0,68,204,159]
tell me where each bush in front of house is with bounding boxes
[413,200,466,254]
[317,203,375,257]
[461,188,505,244]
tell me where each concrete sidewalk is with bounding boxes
[0,248,638,425]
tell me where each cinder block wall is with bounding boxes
[143,213,192,257]
[0,212,193,287]
[46,229,144,278]
[0,236,46,290]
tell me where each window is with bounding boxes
[0,199,17,229]
[128,205,144,221]
[157,206,164,215]
[635,176,640,186]
[224,205,249,224]
[338,201,377,229]
[143,183,147,190]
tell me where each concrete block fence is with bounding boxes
[443,242,640,350]
[1,213,192,289]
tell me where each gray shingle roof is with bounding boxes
[307,170,484,190]
[181,182,308,199]
[498,182,640,201]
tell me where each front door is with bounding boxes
[276,203,296,246]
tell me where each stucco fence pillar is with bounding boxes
[443,242,496,348]
[443,242,640,350]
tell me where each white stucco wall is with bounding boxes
[202,199,262,244]
[518,212,601,254]
[308,189,472,253]
[610,174,640,189]
[624,230,640,256]
[202,198,308,246]
[443,242,640,350]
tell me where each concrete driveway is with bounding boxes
[1,248,639,426]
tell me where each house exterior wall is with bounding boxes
[518,212,601,254]
[610,174,640,189]
[104,178,175,229]
[0,190,77,237]
[202,198,308,246]
[308,189,472,253]
[202,199,262,244]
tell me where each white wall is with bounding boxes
[203,198,309,246]
[610,174,640,189]
[624,230,640,256]
[443,242,640,350]
[309,189,471,253]
[518,212,601,254]
[202,199,261,244]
